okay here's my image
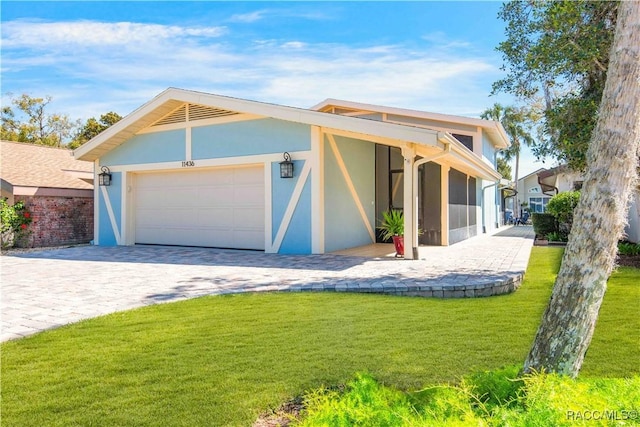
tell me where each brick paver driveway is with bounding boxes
[1,226,534,341]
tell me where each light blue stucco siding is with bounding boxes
[324,135,375,252]
[192,118,311,159]
[98,172,122,246]
[482,132,496,167]
[271,160,312,254]
[101,130,185,166]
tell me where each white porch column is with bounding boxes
[310,126,325,254]
[402,145,416,259]
[441,165,450,246]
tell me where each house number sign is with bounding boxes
[182,161,195,167]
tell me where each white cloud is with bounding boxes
[1,19,508,120]
[228,11,267,23]
[281,41,306,49]
[1,20,226,48]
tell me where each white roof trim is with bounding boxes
[311,98,511,150]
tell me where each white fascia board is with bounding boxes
[312,98,511,150]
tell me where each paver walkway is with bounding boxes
[1,226,534,342]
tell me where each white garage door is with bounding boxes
[134,166,265,250]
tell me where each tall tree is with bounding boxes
[494,1,618,171]
[69,111,122,149]
[524,0,639,377]
[481,103,536,211]
[496,157,512,181]
[1,94,78,147]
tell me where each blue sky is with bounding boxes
[1,1,550,176]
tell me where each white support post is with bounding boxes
[310,126,325,254]
[441,165,450,246]
[402,145,416,259]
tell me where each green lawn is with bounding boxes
[1,247,638,426]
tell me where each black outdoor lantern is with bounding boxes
[98,166,112,186]
[279,152,294,178]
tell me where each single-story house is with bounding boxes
[74,88,510,259]
[1,141,94,247]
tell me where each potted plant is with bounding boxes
[377,209,405,257]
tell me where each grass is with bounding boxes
[297,370,640,426]
[1,247,638,426]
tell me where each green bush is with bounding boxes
[547,231,569,242]
[0,199,32,248]
[619,242,640,256]
[547,191,580,234]
[546,191,580,222]
[532,213,557,237]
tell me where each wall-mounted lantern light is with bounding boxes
[98,166,112,186]
[279,152,294,178]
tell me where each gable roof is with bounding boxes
[75,88,446,162]
[74,88,501,180]
[311,98,511,150]
[517,168,547,183]
[1,141,93,191]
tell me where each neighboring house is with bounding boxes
[513,166,584,214]
[74,88,510,259]
[1,141,94,247]
[535,164,640,243]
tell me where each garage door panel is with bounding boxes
[137,189,167,208]
[233,186,264,206]
[198,187,236,206]
[234,207,264,228]
[234,167,263,184]
[135,166,265,250]
[198,208,235,227]
[233,230,263,249]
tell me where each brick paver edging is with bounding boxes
[258,273,523,298]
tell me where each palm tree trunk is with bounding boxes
[514,151,520,216]
[524,0,640,377]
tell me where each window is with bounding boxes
[529,197,551,213]
[452,133,473,151]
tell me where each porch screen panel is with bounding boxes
[468,177,477,226]
[449,168,468,244]
[418,162,441,246]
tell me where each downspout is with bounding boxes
[410,133,452,258]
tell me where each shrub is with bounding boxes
[619,242,640,256]
[532,213,557,237]
[546,231,568,242]
[0,199,32,248]
[547,191,580,234]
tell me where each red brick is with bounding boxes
[15,196,93,248]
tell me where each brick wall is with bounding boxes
[16,196,94,248]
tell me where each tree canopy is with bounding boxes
[1,94,77,147]
[494,1,618,171]
[68,111,123,149]
[1,93,121,149]
[480,103,536,185]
